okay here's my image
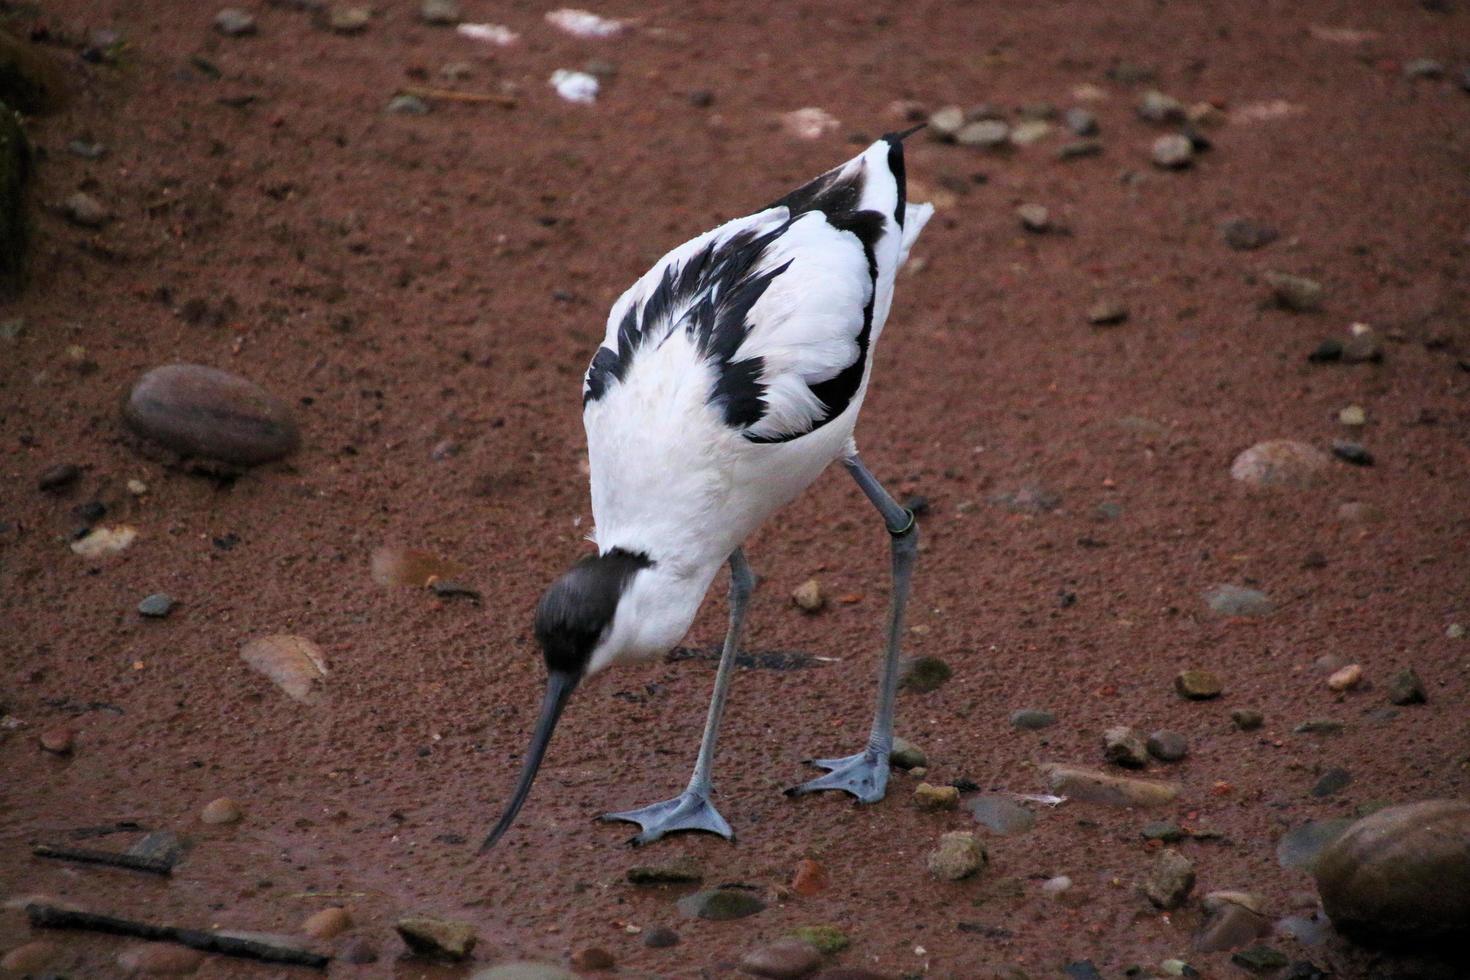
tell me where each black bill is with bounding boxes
[479,669,579,852]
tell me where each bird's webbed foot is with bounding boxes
[784,748,890,804]
[599,790,734,846]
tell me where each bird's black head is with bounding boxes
[480,548,652,852]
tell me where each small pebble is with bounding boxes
[739,939,821,980]
[927,105,965,140]
[1142,821,1185,843]
[214,8,257,36]
[890,736,926,769]
[790,924,847,954]
[38,463,81,492]
[1009,120,1052,145]
[125,364,299,466]
[1403,57,1445,80]
[1338,405,1366,426]
[302,906,352,939]
[328,5,371,32]
[1326,664,1362,692]
[200,797,243,825]
[1230,440,1329,488]
[1232,708,1264,731]
[39,727,75,754]
[1144,848,1196,909]
[339,938,378,963]
[1386,667,1426,705]
[1311,768,1353,797]
[792,578,824,612]
[676,888,765,921]
[394,916,477,960]
[1293,719,1344,736]
[570,947,614,971]
[1146,730,1188,762]
[1341,323,1382,362]
[127,478,148,495]
[968,794,1036,835]
[1331,441,1373,466]
[1063,106,1098,136]
[1221,217,1280,251]
[1086,300,1128,325]
[387,94,429,115]
[1137,90,1185,123]
[1011,707,1057,729]
[899,655,951,693]
[1103,726,1149,768]
[927,830,986,880]
[63,192,110,228]
[1448,624,1466,640]
[913,783,960,811]
[1204,584,1272,617]
[1308,339,1344,363]
[67,138,107,159]
[419,0,460,25]
[955,119,1009,148]
[1266,272,1325,312]
[117,943,205,975]
[1175,668,1223,700]
[1016,203,1050,232]
[138,593,176,618]
[791,858,828,896]
[1056,139,1103,160]
[1151,134,1194,169]
[641,926,679,948]
[1,942,62,974]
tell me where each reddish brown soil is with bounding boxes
[3,1,1468,977]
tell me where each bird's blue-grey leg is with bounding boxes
[600,549,753,845]
[785,453,917,803]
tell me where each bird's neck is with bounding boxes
[587,550,724,674]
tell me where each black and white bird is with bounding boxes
[482,127,933,849]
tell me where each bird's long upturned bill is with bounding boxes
[479,670,578,851]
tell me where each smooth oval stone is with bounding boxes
[124,364,299,465]
[969,794,1036,835]
[1312,800,1470,945]
[676,888,765,921]
[740,939,822,979]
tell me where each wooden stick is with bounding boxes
[398,85,517,107]
[26,905,330,970]
[32,844,173,876]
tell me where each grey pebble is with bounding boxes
[1016,203,1050,232]
[1403,58,1445,80]
[1221,217,1279,251]
[1310,767,1352,797]
[1010,708,1056,730]
[419,0,460,25]
[641,926,679,948]
[968,794,1036,835]
[1151,133,1194,169]
[676,888,764,921]
[1137,90,1185,123]
[1086,300,1128,325]
[1386,667,1426,705]
[1145,848,1196,909]
[1057,139,1103,160]
[138,593,176,618]
[1232,708,1265,731]
[1141,821,1185,843]
[1205,584,1272,617]
[927,105,965,140]
[124,364,299,466]
[1147,729,1188,762]
[1064,106,1098,136]
[1103,726,1149,768]
[1331,441,1374,466]
[1294,719,1345,736]
[63,192,111,228]
[956,119,1010,148]
[214,8,257,36]
[1266,272,1324,313]
[38,463,81,492]
[387,94,430,115]
[67,139,107,160]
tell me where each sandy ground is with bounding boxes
[2,0,1468,977]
